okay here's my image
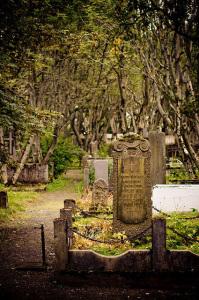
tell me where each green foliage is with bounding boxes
[73,211,199,255]
[88,164,95,185]
[97,143,111,158]
[46,176,83,194]
[46,176,70,192]
[166,169,193,183]
[0,190,38,223]
[41,134,84,177]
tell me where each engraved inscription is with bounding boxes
[118,156,147,224]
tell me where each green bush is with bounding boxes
[89,164,95,185]
[97,143,111,158]
[41,134,84,177]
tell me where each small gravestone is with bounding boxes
[111,134,152,237]
[93,159,108,184]
[0,191,8,208]
[91,178,108,210]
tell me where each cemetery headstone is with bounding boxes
[0,191,8,208]
[91,178,108,210]
[93,159,108,184]
[111,134,152,237]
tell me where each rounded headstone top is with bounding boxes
[93,178,108,189]
[112,134,150,153]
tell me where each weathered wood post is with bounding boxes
[64,199,76,213]
[152,218,168,271]
[60,208,73,248]
[54,218,68,272]
[149,131,166,186]
[0,191,8,208]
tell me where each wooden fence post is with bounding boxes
[54,218,68,272]
[60,208,73,248]
[152,218,168,271]
[64,199,76,213]
[0,191,8,208]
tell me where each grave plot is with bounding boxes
[53,195,199,273]
[53,136,199,273]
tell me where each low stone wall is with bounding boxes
[65,249,199,273]
[8,163,48,183]
[54,207,199,273]
[67,250,151,272]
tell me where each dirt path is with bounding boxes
[0,188,198,299]
[0,189,78,267]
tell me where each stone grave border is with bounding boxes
[53,199,199,273]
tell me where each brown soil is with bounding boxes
[0,188,198,299]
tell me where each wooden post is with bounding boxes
[149,132,166,186]
[60,208,73,249]
[64,199,76,213]
[152,218,168,271]
[0,191,8,208]
[53,218,68,272]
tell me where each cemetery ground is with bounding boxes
[0,176,199,299]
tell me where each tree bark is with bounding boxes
[42,125,60,164]
[11,135,35,185]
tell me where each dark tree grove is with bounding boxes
[0,0,198,181]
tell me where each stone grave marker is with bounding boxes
[111,135,152,237]
[0,191,8,208]
[91,178,108,210]
[93,159,108,184]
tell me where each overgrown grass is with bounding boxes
[166,168,199,183]
[46,175,83,194]
[72,211,199,256]
[0,190,38,223]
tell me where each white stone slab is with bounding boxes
[152,184,199,212]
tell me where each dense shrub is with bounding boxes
[41,135,84,177]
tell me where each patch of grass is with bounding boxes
[0,190,38,223]
[46,176,71,192]
[74,181,84,194]
[46,175,83,194]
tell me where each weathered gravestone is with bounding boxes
[92,159,109,184]
[0,191,8,208]
[91,178,108,210]
[111,135,152,237]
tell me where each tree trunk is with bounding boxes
[1,164,8,185]
[42,125,60,164]
[11,135,35,185]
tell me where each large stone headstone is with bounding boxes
[112,135,152,237]
[91,178,108,210]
